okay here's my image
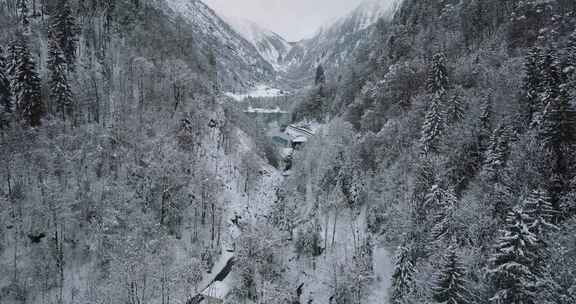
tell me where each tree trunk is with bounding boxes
[331,210,338,249]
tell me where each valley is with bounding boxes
[2,1,576,304]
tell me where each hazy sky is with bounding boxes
[202,0,368,41]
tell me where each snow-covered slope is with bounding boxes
[318,0,402,34]
[283,0,402,83]
[224,17,292,71]
[161,0,274,90]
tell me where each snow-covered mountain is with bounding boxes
[224,17,292,71]
[161,0,275,90]
[283,0,402,83]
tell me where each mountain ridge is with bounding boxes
[223,16,292,71]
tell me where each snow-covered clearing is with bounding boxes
[282,205,393,304]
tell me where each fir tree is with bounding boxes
[390,243,415,304]
[523,189,558,236]
[446,89,464,124]
[0,45,13,129]
[421,94,444,154]
[48,32,74,121]
[538,80,576,149]
[10,36,44,127]
[522,47,545,128]
[427,53,449,95]
[421,52,450,155]
[537,49,576,207]
[49,0,79,69]
[482,125,511,182]
[430,187,459,244]
[478,94,493,152]
[488,206,540,304]
[432,248,470,304]
[412,159,437,228]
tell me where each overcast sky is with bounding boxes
[202,0,369,41]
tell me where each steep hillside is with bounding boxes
[224,16,292,71]
[162,0,275,90]
[283,0,402,84]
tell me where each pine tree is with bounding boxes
[10,36,44,127]
[49,0,79,69]
[421,95,444,154]
[0,45,13,129]
[538,80,576,149]
[522,47,545,128]
[446,89,464,124]
[390,243,416,304]
[537,49,576,208]
[523,189,558,236]
[427,53,449,95]
[430,188,459,244]
[48,32,74,121]
[421,52,450,155]
[432,248,470,304]
[488,206,540,304]
[482,125,511,182]
[412,159,436,228]
[478,94,493,152]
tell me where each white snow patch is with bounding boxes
[225,84,289,101]
[244,106,288,114]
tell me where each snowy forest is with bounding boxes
[1,0,576,304]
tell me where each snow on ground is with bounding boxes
[191,121,283,301]
[197,250,234,293]
[245,106,288,114]
[225,84,289,101]
[192,110,392,303]
[280,205,393,304]
[367,247,394,304]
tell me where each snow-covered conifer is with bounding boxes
[10,36,44,127]
[482,125,511,181]
[390,243,415,304]
[49,0,79,68]
[523,189,558,236]
[48,33,74,120]
[446,89,464,124]
[420,95,444,154]
[432,248,470,304]
[430,188,458,244]
[522,47,545,127]
[427,53,449,95]
[488,206,540,304]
